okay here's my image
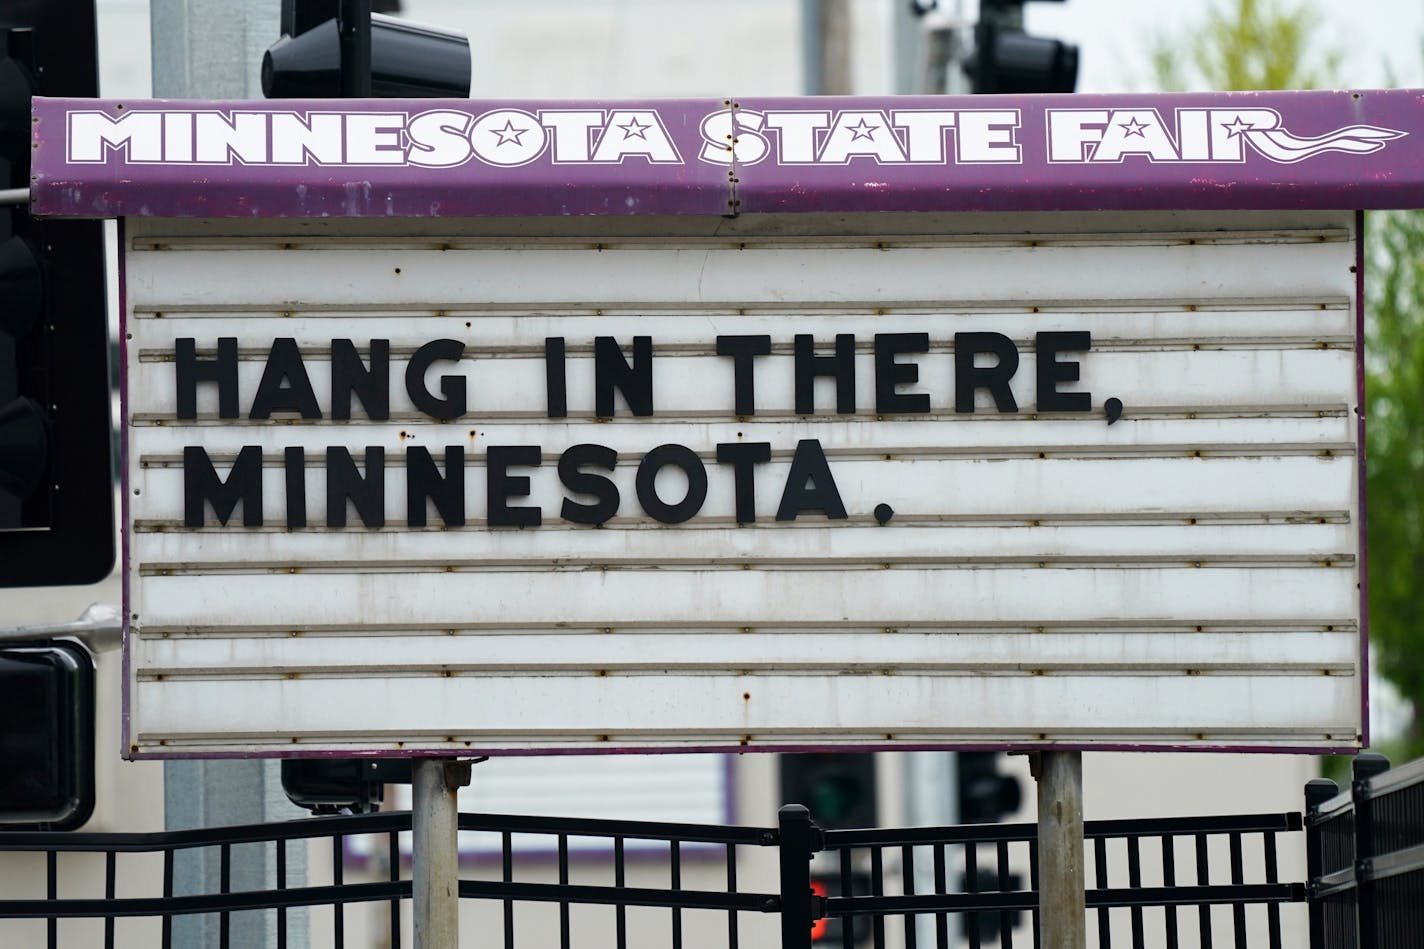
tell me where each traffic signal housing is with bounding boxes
[0,640,95,830]
[263,0,471,99]
[957,751,1023,824]
[0,1,113,588]
[281,758,413,814]
[780,753,878,829]
[967,0,1078,94]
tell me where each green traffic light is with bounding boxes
[810,774,865,826]
[780,753,878,829]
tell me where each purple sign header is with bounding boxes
[31,89,1424,218]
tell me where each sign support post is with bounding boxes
[1034,751,1086,948]
[413,759,471,948]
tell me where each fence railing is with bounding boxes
[0,811,412,948]
[0,801,1311,948]
[808,810,1304,949]
[1306,752,1424,949]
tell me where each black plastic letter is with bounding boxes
[716,335,772,416]
[776,439,847,521]
[954,332,1019,414]
[284,446,306,528]
[636,444,707,524]
[487,445,542,527]
[545,337,568,419]
[250,337,322,420]
[184,444,262,527]
[595,336,654,417]
[175,337,238,419]
[794,334,856,415]
[326,447,385,528]
[1036,331,1092,412]
[331,338,390,421]
[406,339,468,421]
[407,446,466,527]
[558,443,620,525]
[715,442,771,524]
[875,332,931,415]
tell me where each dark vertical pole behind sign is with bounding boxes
[338,0,371,97]
[0,0,113,588]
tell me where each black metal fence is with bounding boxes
[0,800,1313,948]
[1307,752,1424,949]
[0,811,410,949]
[804,809,1304,949]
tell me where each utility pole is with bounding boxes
[149,9,306,948]
[802,0,853,95]
[151,0,281,98]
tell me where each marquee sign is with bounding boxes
[30,91,1401,757]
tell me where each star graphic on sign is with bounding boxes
[491,119,528,147]
[1222,116,1254,139]
[1119,117,1149,138]
[619,117,651,140]
[848,118,879,141]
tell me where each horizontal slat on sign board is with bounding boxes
[123,240,1355,309]
[133,631,1361,677]
[133,621,1356,638]
[129,674,1358,747]
[129,454,1357,524]
[131,567,1358,627]
[138,556,1354,576]
[126,305,1354,349]
[127,415,1356,454]
[129,521,1355,567]
[126,226,1353,252]
[127,347,1356,419]
[116,210,1360,240]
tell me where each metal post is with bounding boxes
[777,804,817,949]
[151,0,280,98]
[1352,753,1390,949]
[918,2,971,96]
[1303,777,1339,948]
[801,0,851,95]
[820,0,853,95]
[1034,751,1086,949]
[413,758,471,948]
[799,0,822,95]
[890,1,927,94]
[337,0,372,97]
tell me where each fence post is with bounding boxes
[1352,753,1390,949]
[778,804,820,949]
[1303,777,1338,948]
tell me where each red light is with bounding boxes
[810,879,828,941]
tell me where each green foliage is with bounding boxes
[1149,0,1342,91]
[1365,211,1424,754]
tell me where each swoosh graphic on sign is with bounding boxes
[1246,124,1407,163]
